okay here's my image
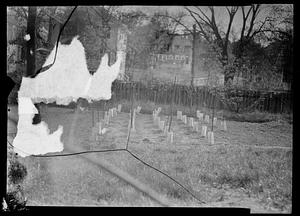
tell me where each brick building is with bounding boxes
[131,33,224,86]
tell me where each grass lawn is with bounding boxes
[15,102,292,212]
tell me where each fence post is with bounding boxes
[280,93,283,114]
[196,87,199,112]
[203,89,206,110]
[267,92,270,112]
[263,92,266,112]
[189,87,193,116]
[180,86,183,106]
[257,91,261,112]
[201,88,204,108]
[274,92,278,113]
[290,91,293,114]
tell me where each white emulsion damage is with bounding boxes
[13,36,122,157]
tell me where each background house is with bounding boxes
[130,33,224,86]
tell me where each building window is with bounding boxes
[185,56,189,64]
[184,45,191,52]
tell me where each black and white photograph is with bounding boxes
[5,4,293,213]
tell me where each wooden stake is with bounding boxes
[159,120,165,131]
[164,124,168,135]
[204,115,210,123]
[182,115,187,124]
[210,131,215,144]
[213,117,217,126]
[132,110,136,131]
[196,110,200,118]
[201,125,207,137]
[211,87,217,132]
[156,116,160,126]
[92,126,98,141]
[128,119,131,131]
[177,111,182,120]
[194,122,199,132]
[95,121,100,129]
[168,77,177,132]
[153,112,157,122]
[98,122,102,135]
[198,113,204,121]
[128,114,136,132]
[110,109,114,117]
[167,131,174,143]
[157,107,162,114]
[222,120,227,131]
[105,111,109,124]
[118,104,122,112]
[207,131,211,143]
[92,109,94,127]
[190,117,194,127]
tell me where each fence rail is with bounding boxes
[111,81,293,114]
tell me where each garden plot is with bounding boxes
[19,105,292,212]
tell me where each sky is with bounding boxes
[119,5,292,40]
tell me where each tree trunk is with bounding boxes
[26,6,36,77]
[223,62,235,85]
[47,17,53,45]
[191,24,196,87]
[26,7,41,124]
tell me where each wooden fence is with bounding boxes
[7,81,292,114]
[111,81,293,114]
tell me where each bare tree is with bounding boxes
[160,5,273,84]
[184,6,239,84]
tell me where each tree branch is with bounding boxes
[240,6,251,40]
[195,6,212,24]
[155,13,193,34]
[246,4,261,38]
[185,8,211,42]
[249,16,269,40]
[224,7,238,51]
[21,7,28,19]
[189,6,213,28]
[208,6,223,47]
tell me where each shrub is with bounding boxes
[223,110,276,123]
[5,186,28,212]
[6,151,28,211]
[8,160,27,185]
